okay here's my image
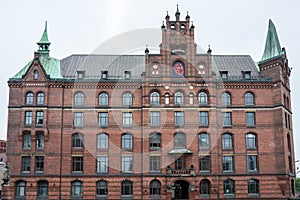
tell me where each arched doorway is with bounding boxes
[173,180,189,200]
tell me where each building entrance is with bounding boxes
[173,180,189,200]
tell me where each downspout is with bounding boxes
[59,84,65,200]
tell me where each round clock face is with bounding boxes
[172,61,185,77]
[199,64,204,69]
[153,64,158,69]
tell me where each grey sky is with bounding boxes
[1,0,299,170]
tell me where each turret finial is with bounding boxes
[175,4,180,20]
[37,21,51,55]
[145,44,149,54]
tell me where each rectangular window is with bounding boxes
[72,157,83,172]
[246,112,256,127]
[101,71,108,79]
[122,112,132,127]
[150,156,161,173]
[199,156,210,172]
[74,112,83,127]
[35,156,44,172]
[175,156,186,170]
[25,111,32,126]
[21,156,31,173]
[121,156,133,173]
[97,156,108,173]
[223,156,234,172]
[36,111,43,125]
[199,111,209,126]
[98,112,108,127]
[174,111,184,127]
[244,71,251,79]
[247,155,258,172]
[222,112,232,127]
[150,111,160,126]
[221,71,228,79]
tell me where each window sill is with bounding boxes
[150,147,161,151]
[200,194,210,198]
[149,171,161,174]
[223,125,232,128]
[247,170,258,173]
[223,170,234,173]
[99,126,108,128]
[248,194,259,198]
[246,125,256,128]
[72,171,83,174]
[199,170,210,174]
[35,171,44,174]
[224,194,235,198]
[21,171,30,174]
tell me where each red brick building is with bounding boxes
[3,6,296,200]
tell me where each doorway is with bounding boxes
[173,180,189,200]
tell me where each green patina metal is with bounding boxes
[260,19,283,63]
[12,21,62,79]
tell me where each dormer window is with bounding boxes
[77,71,85,79]
[170,24,176,30]
[125,71,131,79]
[34,70,39,79]
[220,71,228,79]
[101,71,108,79]
[243,71,251,79]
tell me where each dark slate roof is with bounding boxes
[60,55,145,79]
[212,55,260,78]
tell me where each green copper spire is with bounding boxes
[37,21,51,55]
[260,19,282,62]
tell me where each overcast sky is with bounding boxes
[1,0,299,170]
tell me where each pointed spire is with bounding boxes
[186,11,190,20]
[175,4,180,21]
[161,21,165,29]
[145,44,149,54]
[37,21,51,55]
[261,19,282,62]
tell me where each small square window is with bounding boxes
[101,71,108,79]
[125,71,131,79]
[221,71,228,79]
[77,71,85,79]
[244,71,251,79]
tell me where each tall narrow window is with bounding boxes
[37,92,45,105]
[96,180,108,196]
[199,133,210,150]
[72,133,84,148]
[222,92,231,106]
[72,157,83,172]
[200,179,211,197]
[121,180,133,196]
[150,180,161,197]
[174,92,184,105]
[189,93,194,105]
[174,111,184,127]
[121,156,133,173]
[34,70,39,79]
[150,156,161,173]
[36,111,44,125]
[222,133,233,150]
[174,133,186,148]
[224,179,235,195]
[175,156,186,170]
[99,93,108,106]
[97,156,108,173]
[35,156,44,172]
[74,112,83,127]
[15,181,26,197]
[23,133,31,150]
[222,112,232,127]
[198,92,208,105]
[149,133,161,150]
[21,156,31,172]
[36,133,44,150]
[246,112,256,127]
[199,156,211,172]
[247,155,258,172]
[71,181,83,197]
[248,179,259,196]
[199,111,209,126]
[98,112,108,127]
[150,111,160,126]
[150,92,160,105]
[25,111,33,126]
[246,133,256,149]
[123,92,132,106]
[223,156,234,172]
[97,133,108,149]
[74,92,84,106]
[26,92,34,104]
[122,133,132,150]
[37,181,48,198]
[123,112,132,127]
[245,92,254,105]
[165,93,170,105]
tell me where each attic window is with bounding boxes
[243,71,251,79]
[170,24,176,29]
[125,71,131,79]
[77,71,85,79]
[180,24,186,29]
[220,71,228,79]
[34,70,39,79]
[101,71,108,79]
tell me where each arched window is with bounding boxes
[149,133,161,150]
[23,133,31,150]
[224,179,235,195]
[198,92,208,105]
[33,70,39,79]
[174,132,186,148]
[99,93,108,106]
[189,93,194,105]
[165,93,170,105]
[36,132,44,150]
[72,133,84,148]
[37,92,45,105]
[121,180,133,196]
[37,180,48,198]
[71,181,83,197]
[150,180,161,196]
[199,133,210,150]
[246,133,256,149]
[123,92,132,106]
[200,179,211,196]
[174,92,184,105]
[222,92,231,106]
[15,180,26,197]
[222,133,233,150]
[150,92,160,105]
[245,92,254,106]
[97,133,108,149]
[26,92,34,104]
[122,133,132,150]
[248,179,259,195]
[74,92,84,106]
[96,180,108,196]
